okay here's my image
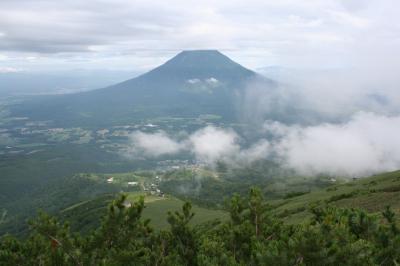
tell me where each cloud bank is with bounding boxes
[127,113,400,178]
[188,126,240,163]
[125,126,270,165]
[266,112,400,177]
[243,63,400,127]
[127,131,183,157]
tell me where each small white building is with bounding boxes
[107,177,114,183]
[123,201,132,208]
[128,181,138,186]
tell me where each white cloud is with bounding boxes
[268,112,400,177]
[126,126,270,165]
[205,77,219,87]
[247,61,400,125]
[127,131,183,157]
[330,10,370,28]
[126,112,400,178]
[0,67,23,73]
[187,78,200,84]
[188,126,240,163]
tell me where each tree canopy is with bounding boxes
[1,188,399,265]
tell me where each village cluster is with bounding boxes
[106,175,165,197]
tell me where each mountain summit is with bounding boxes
[164,50,238,68]
[156,50,254,75]
[12,50,271,127]
[113,50,256,89]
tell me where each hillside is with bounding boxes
[55,170,400,234]
[271,170,400,223]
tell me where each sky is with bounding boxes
[1,0,399,73]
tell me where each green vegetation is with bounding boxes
[0,142,160,236]
[269,170,400,223]
[55,170,400,236]
[160,161,335,208]
[59,192,227,232]
[143,197,227,229]
[1,188,399,265]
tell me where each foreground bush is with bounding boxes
[1,188,399,265]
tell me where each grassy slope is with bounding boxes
[270,170,400,223]
[60,192,227,233]
[142,196,227,229]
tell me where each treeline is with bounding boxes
[1,188,399,265]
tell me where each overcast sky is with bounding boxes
[0,0,399,72]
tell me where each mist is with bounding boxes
[125,126,270,166]
[265,112,400,177]
[126,111,400,178]
[234,43,400,177]
[127,131,183,157]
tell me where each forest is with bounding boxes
[1,188,399,266]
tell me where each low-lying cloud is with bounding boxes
[266,112,400,177]
[127,131,183,157]
[125,125,270,165]
[243,66,400,127]
[126,112,400,178]
[188,126,240,163]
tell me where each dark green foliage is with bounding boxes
[284,191,310,199]
[277,206,307,218]
[1,189,399,265]
[0,143,156,236]
[380,185,400,193]
[325,190,360,203]
[160,160,328,209]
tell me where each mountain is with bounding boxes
[10,50,272,127]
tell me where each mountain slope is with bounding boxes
[11,50,272,127]
[270,170,400,223]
